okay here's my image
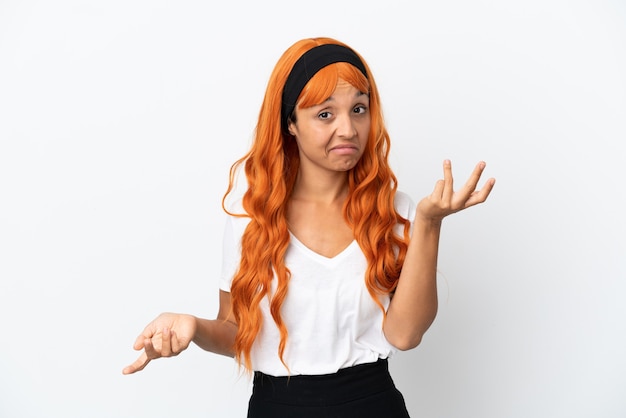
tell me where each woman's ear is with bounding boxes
[287,121,296,137]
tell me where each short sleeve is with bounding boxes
[394,190,416,234]
[219,216,238,291]
[218,199,250,292]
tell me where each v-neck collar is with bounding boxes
[288,231,358,266]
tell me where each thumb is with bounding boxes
[132,323,159,350]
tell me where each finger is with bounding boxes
[442,159,454,203]
[170,330,181,354]
[133,333,150,350]
[122,352,151,375]
[464,177,496,208]
[430,160,452,199]
[463,161,487,193]
[132,322,158,350]
[431,179,445,199]
[160,328,173,357]
[453,161,487,206]
[143,336,161,360]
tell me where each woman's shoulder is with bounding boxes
[223,195,245,213]
[223,196,252,234]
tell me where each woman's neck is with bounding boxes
[290,170,349,205]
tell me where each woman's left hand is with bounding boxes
[416,160,495,224]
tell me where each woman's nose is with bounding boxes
[335,113,357,138]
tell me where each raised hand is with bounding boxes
[122,312,197,375]
[417,160,495,224]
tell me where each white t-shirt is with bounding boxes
[219,191,416,376]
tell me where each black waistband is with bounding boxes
[252,358,395,406]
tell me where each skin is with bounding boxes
[122,78,495,375]
[286,80,371,258]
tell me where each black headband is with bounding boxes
[281,44,368,132]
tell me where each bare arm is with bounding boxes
[192,290,237,356]
[122,290,237,374]
[383,160,495,350]
[384,217,441,350]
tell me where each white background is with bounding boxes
[1,0,625,417]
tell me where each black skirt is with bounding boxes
[247,358,410,418]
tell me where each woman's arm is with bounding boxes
[383,160,495,350]
[383,217,441,350]
[192,290,237,356]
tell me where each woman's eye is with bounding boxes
[318,111,331,120]
[353,105,367,114]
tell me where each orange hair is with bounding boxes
[222,37,411,372]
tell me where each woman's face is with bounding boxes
[288,79,370,174]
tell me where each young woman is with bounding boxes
[123,37,495,417]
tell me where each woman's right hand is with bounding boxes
[122,312,197,375]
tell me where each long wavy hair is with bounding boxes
[222,37,411,372]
